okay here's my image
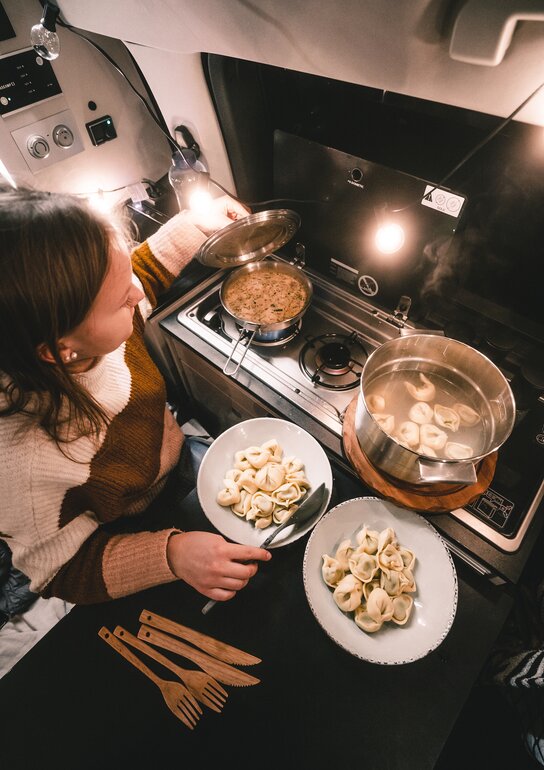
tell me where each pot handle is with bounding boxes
[418,458,478,485]
[223,328,257,376]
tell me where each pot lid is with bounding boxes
[195,208,301,268]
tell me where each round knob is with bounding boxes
[27,135,50,159]
[52,124,74,148]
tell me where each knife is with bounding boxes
[139,609,261,666]
[201,482,328,615]
[138,624,260,687]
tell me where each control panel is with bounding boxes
[0,47,62,115]
[10,108,84,172]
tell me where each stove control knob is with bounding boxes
[52,124,74,148]
[27,135,50,159]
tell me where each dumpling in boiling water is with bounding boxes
[396,421,420,448]
[321,554,345,587]
[417,444,437,457]
[454,402,481,426]
[333,573,363,612]
[408,401,434,425]
[373,413,395,435]
[404,373,436,402]
[255,462,286,492]
[420,423,448,451]
[366,393,386,412]
[445,441,473,459]
[434,404,461,432]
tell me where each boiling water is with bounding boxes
[365,369,489,459]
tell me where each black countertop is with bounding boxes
[0,469,514,770]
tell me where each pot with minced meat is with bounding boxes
[220,259,313,333]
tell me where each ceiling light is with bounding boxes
[30,3,61,61]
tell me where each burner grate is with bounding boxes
[299,332,367,390]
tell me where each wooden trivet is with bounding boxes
[342,396,497,514]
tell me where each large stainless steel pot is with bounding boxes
[354,334,516,485]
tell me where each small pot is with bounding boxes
[354,334,516,486]
[220,259,313,374]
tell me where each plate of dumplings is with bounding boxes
[197,417,333,548]
[303,497,458,664]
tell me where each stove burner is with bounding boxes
[235,320,301,347]
[300,332,367,390]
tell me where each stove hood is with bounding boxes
[57,0,544,126]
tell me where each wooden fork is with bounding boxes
[114,625,228,713]
[98,626,202,729]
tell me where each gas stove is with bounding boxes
[148,255,544,584]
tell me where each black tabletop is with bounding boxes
[0,472,514,770]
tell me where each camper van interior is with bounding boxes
[1,1,544,767]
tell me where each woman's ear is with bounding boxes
[36,342,57,364]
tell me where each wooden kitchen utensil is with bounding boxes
[114,625,228,713]
[139,609,261,666]
[98,626,202,729]
[138,625,261,687]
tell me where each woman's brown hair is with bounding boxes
[0,183,128,444]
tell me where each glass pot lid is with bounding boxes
[195,208,301,268]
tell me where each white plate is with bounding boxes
[197,418,333,548]
[303,497,458,664]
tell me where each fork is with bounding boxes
[113,625,228,713]
[98,626,202,729]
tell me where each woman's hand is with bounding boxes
[186,194,251,235]
[166,531,271,601]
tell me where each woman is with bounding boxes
[0,183,271,605]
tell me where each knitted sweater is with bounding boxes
[0,213,207,604]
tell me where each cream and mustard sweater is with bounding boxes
[0,214,207,604]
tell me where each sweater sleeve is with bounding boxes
[131,212,208,310]
[42,527,180,604]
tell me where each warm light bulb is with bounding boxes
[188,189,213,215]
[375,222,405,254]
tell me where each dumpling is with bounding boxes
[377,527,397,553]
[354,606,382,633]
[408,401,434,425]
[245,446,271,469]
[355,525,379,555]
[391,594,414,625]
[380,568,402,597]
[417,444,437,457]
[282,456,304,474]
[321,554,345,587]
[224,468,243,483]
[377,543,405,572]
[273,481,303,505]
[250,491,275,516]
[261,439,283,462]
[366,587,394,623]
[445,442,473,459]
[273,504,297,525]
[255,462,286,492]
[399,568,417,593]
[230,489,252,518]
[399,547,416,571]
[434,404,460,432]
[396,420,420,448]
[234,450,252,470]
[217,480,241,506]
[335,539,354,571]
[363,577,380,602]
[366,393,386,412]
[333,573,363,612]
[420,423,448,451]
[284,470,311,488]
[454,403,481,426]
[238,468,259,494]
[404,373,436,402]
[348,551,379,583]
[373,413,395,435]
